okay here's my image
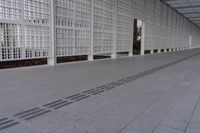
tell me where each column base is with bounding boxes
[111,53,117,59]
[48,58,56,66]
[88,55,94,61]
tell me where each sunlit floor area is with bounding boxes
[0,49,200,133]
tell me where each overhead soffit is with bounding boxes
[164,0,200,27]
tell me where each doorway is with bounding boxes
[133,19,143,55]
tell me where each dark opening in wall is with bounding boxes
[117,52,129,56]
[57,55,88,64]
[94,55,111,60]
[0,59,47,69]
[133,19,142,55]
[161,49,165,52]
[145,50,151,54]
[154,49,158,53]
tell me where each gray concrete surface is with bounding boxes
[1,49,200,133]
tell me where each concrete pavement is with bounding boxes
[0,49,200,133]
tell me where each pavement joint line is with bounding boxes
[159,124,185,132]
[184,96,200,132]
[150,83,200,133]
[118,97,162,133]
[150,90,191,133]
[0,53,200,131]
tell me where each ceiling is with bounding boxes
[164,0,200,27]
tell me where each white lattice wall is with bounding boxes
[55,0,90,57]
[93,0,115,54]
[1,0,200,63]
[142,0,199,51]
[134,0,144,21]
[116,0,133,52]
[0,0,51,61]
[191,24,200,48]
[144,0,154,50]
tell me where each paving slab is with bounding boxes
[153,125,184,133]
[160,94,199,130]
[186,121,200,133]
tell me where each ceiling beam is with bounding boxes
[187,16,200,19]
[182,11,200,15]
[192,20,200,22]
[163,0,176,1]
[174,5,200,9]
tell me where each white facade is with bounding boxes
[0,0,200,62]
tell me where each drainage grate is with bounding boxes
[0,118,19,131]
[84,89,105,95]
[107,81,125,87]
[44,100,73,110]
[71,95,90,101]
[96,85,115,91]
[66,94,91,101]
[66,94,82,99]
[13,107,51,120]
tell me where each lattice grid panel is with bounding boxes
[134,0,144,21]
[116,0,133,52]
[143,0,199,51]
[93,0,115,54]
[0,0,51,61]
[55,0,90,57]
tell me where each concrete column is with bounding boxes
[88,55,94,61]
[189,35,192,49]
[111,53,117,59]
[48,0,57,65]
[141,22,145,55]
[88,0,94,61]
[112,0,118,59]
[0,48,2,60]
[150,50,154,54]
[20,0,26,59]
[129,51,133,57]
[129,6,134,57]
[158,49,161,53]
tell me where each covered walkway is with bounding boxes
[0,49,200,133]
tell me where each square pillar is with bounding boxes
[112,0,118,59]
[88,55,94,61]
[48,0,56,65]
[111,53,117,59]
[88,0,94,61]
[189,35,192,49]
[141,22,145,55]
